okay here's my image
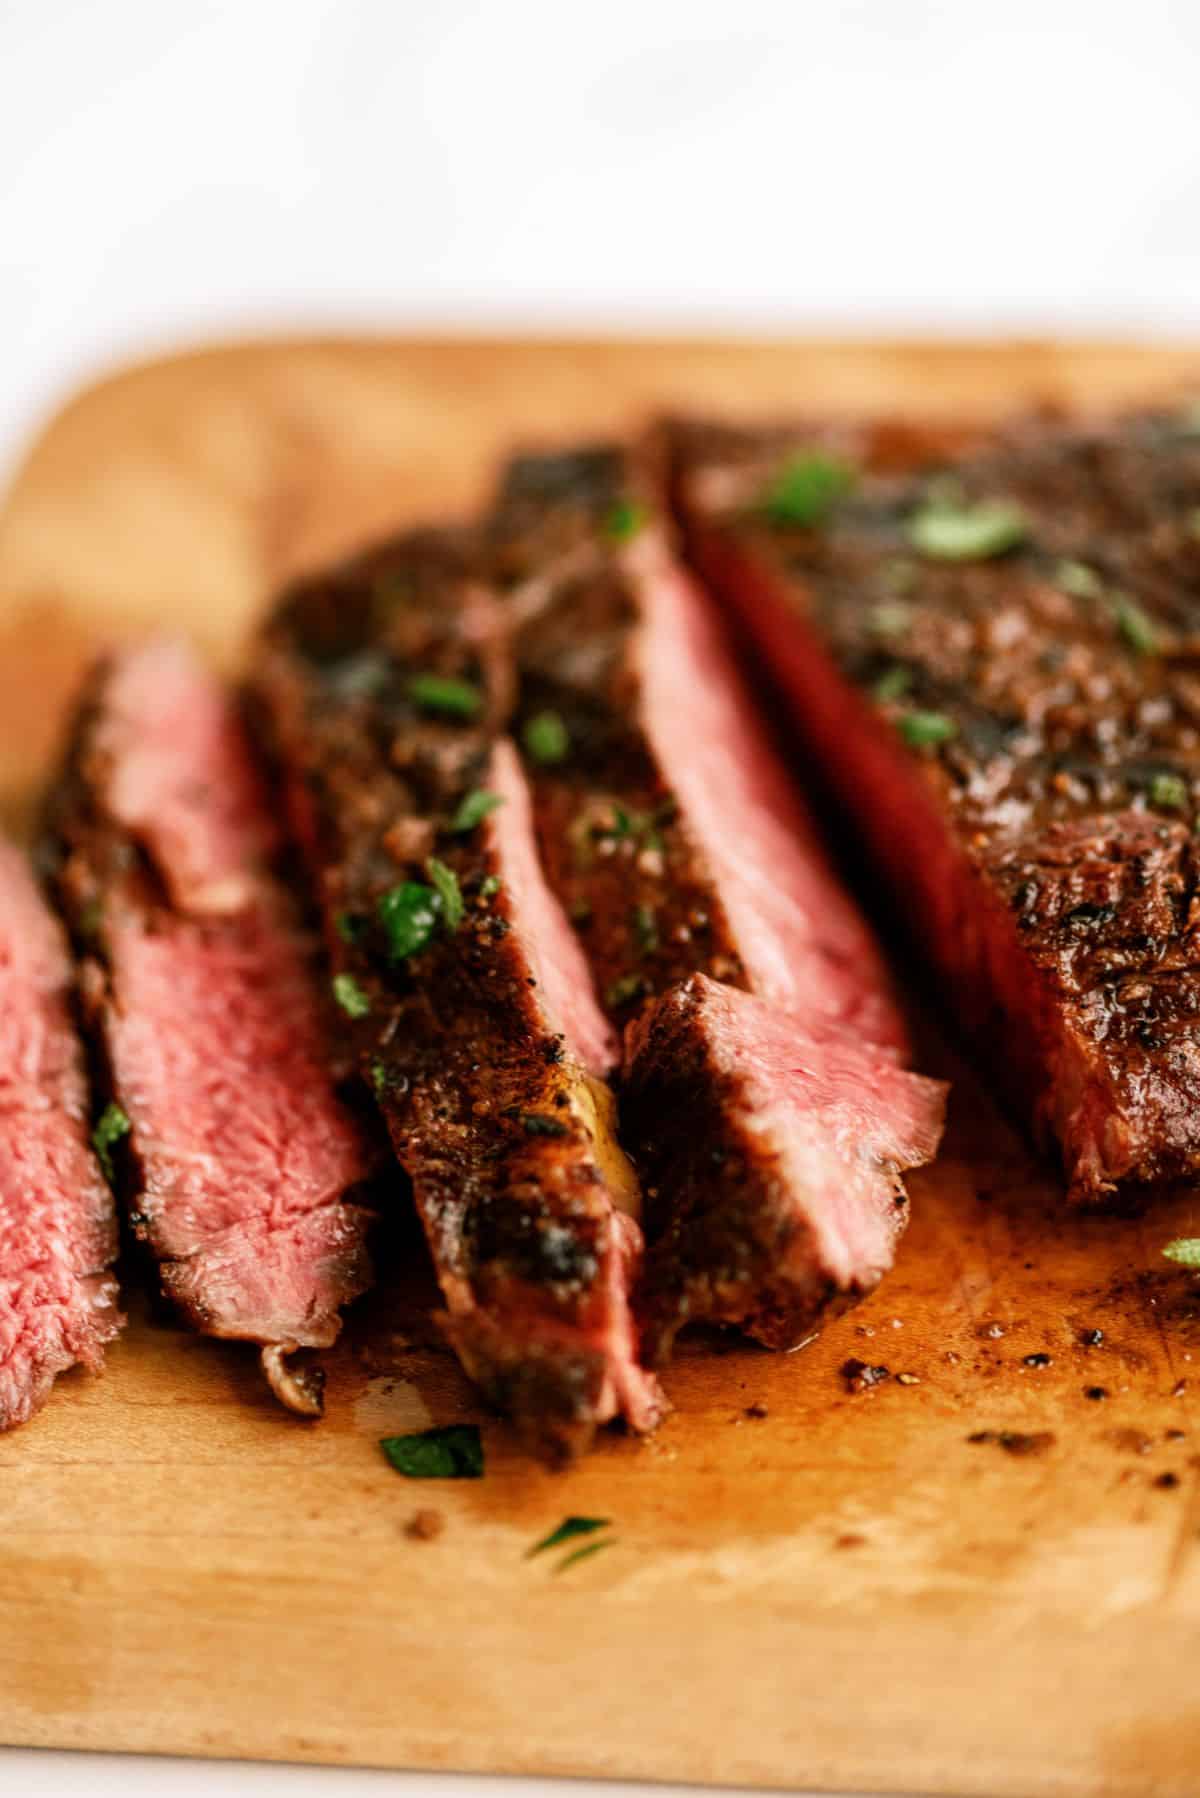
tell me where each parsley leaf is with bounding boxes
[451,789,504,834]
[1055,559,1104,601]
[556,1539,616,1573]
[407,673,483,719]
[92,1101,131,1185]
[378,882,441,960]
[332,972,371,1018]
[522,710,570,766]
[426,858,464,930]
[380,1425,484,1479]
[526,1515,611,1559]
[1164,1239,1200,1270]
[1113,596,1158,656]
[761,453,855,527]
[898,710,957,748]
[873,665,912,703]
[907,497,1027,561]
[1148,772,1188,812]
[604,498,648,543]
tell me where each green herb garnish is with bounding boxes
[332,973,371,1018]
[426,858,464,930]
[479,873,502,898]
[604,498,648,543]
[450,789,504,834]
[527,1515,611,1559]
[380,1425,484,1479]
[1055,559,1104,601]
[605,973,646,1008]
[519,1112,570,1138]
[632,903,659,955]
[898,710,957,748]
[407,673,483,720]
[335,911,364,944]
[523,710,570,766]
[761,452,855,528]
[907,497,1027,562]
[556,1538,616,1573]
[368,1058,393,1097]
[1149,772,1188,811]
[1164,1239,1200,1269]
[873,665,912,704]
[378,882,441,960]
[869,601,912,638]
[1113,596,1158,656]
[92,1101,131,1185]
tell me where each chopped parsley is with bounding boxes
[407,673,483,719]
[92,1102,131,1185]
[450,788,504,834]
[761,452,855,528]
[604,498,648,543]
[556,1539,616,1573]
[1148,772,1188,812]
[873,664,912,704]
[519,1112,570,1138]
[527,1515,611,1558]
[1113,596,1158,656]
[1164,1239,1200,1269]
[869,601,912,638]
[380,1425,484,1479]
[605,972,647,1008]
[378,882,441,960]
[907,497,1027,561]
[368,1058,393,1097]
[479,873,502,898]
[522,710,570,766]
[332,972,371,1018]
[426,858,464,930]
[898,710,957,749]
[1055,559,1105,601]
[632,903,659,955]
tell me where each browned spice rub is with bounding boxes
[668,405,1200,1201]
[253,531,662,1461]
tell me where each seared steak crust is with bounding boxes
[669,406,1200,1199]
[254,531,662,1461]
[42,642,374,1411]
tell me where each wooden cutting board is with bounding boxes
[3,339,1200,1798]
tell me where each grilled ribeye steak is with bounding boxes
[253,530,663,1461]
[669,406,1200,1201]
[486,447,945,1354]
[43,640,374,1414]
[0,838,121,1429]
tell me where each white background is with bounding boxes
[2,1,1198,1792]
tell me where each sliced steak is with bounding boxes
[253,531,663,1461]
[486,447,945,1354]
[626,977,944,1350]
[43,640,374,1413]
[0,838,121,1429]
[668,406,1200,1201]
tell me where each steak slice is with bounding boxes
[486,447,945,1354]
[668,405,1200,1201]
[625,977,944,1349]
[43,640,374,1414]
[253,531,663,1461]
[0,838,121,1429]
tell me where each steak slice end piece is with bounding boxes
[626,976,945,1359]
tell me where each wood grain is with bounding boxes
[2,338,1200,1797]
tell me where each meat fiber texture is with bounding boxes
[667,406,1200,1202]
[486,448,946,1357]
[0,837,121,1430]
[44,640,374,1414]
[253,532,663,1462]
